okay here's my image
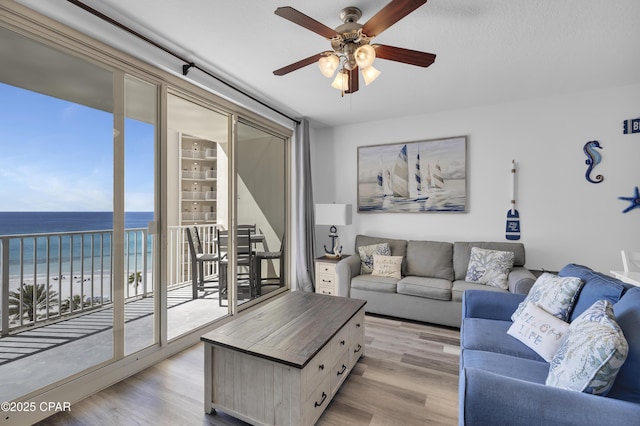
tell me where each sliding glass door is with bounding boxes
[0,7,291,409]
[0,27,116,401]
[123,75,158,354]
[235,120,287,307]
[166,91,230,339]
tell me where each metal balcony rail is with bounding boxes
[1,225,219,336]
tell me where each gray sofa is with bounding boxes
[335,235,536,328]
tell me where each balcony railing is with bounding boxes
[1,225,218,336]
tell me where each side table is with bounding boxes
[315,255,349,296]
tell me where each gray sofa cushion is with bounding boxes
[351,274,398,293]
[454,242,526,280]
[452,280,506,302]
[405,240,454,280]
[355,235,408,275]
[397,276,452,301]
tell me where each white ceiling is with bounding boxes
[17,0,640,128]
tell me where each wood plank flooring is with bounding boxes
[37,314,460,426]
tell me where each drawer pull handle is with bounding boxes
[322,279,331,282]
[318,363,325,371]
[322,291,330,294]
[340,340,345,346]
[314,392,327,408]
[354,344,362,353]
[337,364,347,376]
[356,323,361,328]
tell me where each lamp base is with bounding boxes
[323,252,342,259]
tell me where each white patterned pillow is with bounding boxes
[546,300,628,395]
[507,301,570,362]
[511,273,583,322]
[358,243,391,274]
[465,247,515,289]
[371,255,403,279]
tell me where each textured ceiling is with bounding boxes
[16,0,640,128]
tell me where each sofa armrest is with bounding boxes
[462,290,525,321]
[336,255,361,297]
[507,266,536,294]
[459,367,640,426]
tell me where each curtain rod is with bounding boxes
[66,0,301,125]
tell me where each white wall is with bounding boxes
[312,84,640,274]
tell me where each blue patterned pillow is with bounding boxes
[465,247,515,289]
[358,243,391,274]
[511,273,583,323]
[546,300,629,395]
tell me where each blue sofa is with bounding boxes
[459,264,640,425]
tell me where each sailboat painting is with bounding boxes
[358,136,467,213]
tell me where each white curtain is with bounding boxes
[295,119,316,292]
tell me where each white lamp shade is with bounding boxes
[331,70,349,91]
[362,65,381,85]
[355,44,376,69]
[318,54,339,78]
[315,204,352,226]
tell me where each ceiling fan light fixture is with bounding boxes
[331,69,350,91]
[318,54,339,78]
[361,65,381,85]
[354,44,376,69]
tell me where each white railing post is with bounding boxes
[1,238,9,336]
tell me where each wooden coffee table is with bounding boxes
[201,291,366,425]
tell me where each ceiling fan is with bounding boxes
[273,0,436,95]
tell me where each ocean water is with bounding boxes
[0,212,154,292]
[0,211,153,236]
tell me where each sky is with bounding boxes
[0,83,154,212]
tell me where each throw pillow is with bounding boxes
[371,255,403,279]
[507,301,570,362]
[511,273,583,323]
[465,247,515,289]
[358,243,391,274]
[546,300,629,395]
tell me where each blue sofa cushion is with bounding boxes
[558,264,628,321]
[461,318,544,362]
[609,287,640,403]
[461,349,549,384]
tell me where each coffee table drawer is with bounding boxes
[303,375,331,426]
[330,325,350,361]
[303,342,331,399]
[330,351,350,395]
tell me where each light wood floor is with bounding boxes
[37,314,460,426]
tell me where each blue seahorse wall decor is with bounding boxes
[583,140,604,184]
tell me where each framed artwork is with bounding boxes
[357,135,467,213]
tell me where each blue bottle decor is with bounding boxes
[618,186,640,214]
[583,141,604,184]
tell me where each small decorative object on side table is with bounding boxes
[315,255,349,296]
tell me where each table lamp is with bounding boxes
[315,203,352,258]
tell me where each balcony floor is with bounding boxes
[0,285,228,402]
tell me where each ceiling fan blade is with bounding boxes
[273,53,324,76]
[274,7,339,39]
[346,67,359,94]
[362,0,428,38]
[374,44,436,67]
